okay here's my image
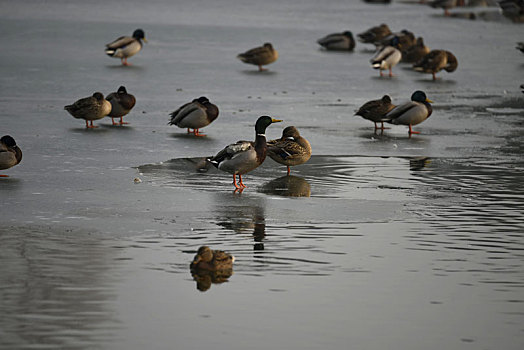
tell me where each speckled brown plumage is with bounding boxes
[267,126,312,175]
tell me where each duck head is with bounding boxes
[133,29,147,42]
[1,135,17,148]
[92,92,105,101]
[255,116,282,134]
[411,90,433,103]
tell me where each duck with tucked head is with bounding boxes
[0,135,22,177]
[357,23,392,46]
[413,49,458,81]
[105,29,147,66]
[317,31,355,51]
[64,92,112,128]
[370,37,402,77]
[190,246,235,272]
[386,90,433,136]
[168,96,219,136]
[237,43,278,71]
[402,37,430,63]
[355,95,396,131]
[207,116,282,189]
[429,0,464,16]
[106,86,136,125]
[267,126,312,175]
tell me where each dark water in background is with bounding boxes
[1,0,524,349]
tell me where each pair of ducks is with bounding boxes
[106,29,279,72]
[0,135,22,177]
[64,86,136,128]
[207,117,312,189]
[356,90,433,136]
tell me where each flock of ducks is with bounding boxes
[3,2,505,282]
[320,23,459,80]
[1,22,453,184]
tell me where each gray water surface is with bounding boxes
[1,0,523,349]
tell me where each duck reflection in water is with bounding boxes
[215,200,266,250]
[408,157,431,171]
[260,175,311,197]
[190,246,234,292]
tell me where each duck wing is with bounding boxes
[209,141,254,164]
[168,102,195,125]
[106,36,135,49]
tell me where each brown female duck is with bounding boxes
[190,246,235,271]
[413,50,458,80]
[237,43,279,71]
[355,95,396,131]
[0,135,22,177]
[267,126,312,175]
[64,92,112,128]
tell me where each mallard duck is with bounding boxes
[402,37,430,63]
[317,31,355,51]
[168,96,219,136]
[370,40,402,77]
[190,246,235,271]
[355,95,396,130]
[0,135,22,177]
[106,86,136,125]
[237,43,278,71]
[413,49,458,80]
[105,29,147,66]
[516,42,524,53]
[267,126,312,175]
[378,30,416,51]
[357,24,392,45]
[429,0,465,16]
[499,1,524,22]
[386,90,433,136]
[207,116,282,189]
[64,92,112,128]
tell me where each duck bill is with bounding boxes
[142,38,148,43]
[426,98,434,103]
[271,118,283,123]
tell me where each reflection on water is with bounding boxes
[0,226,120,349]
[3,155,524,349]
[191,269,234,292]
[259,175,311,197]
[212,194,266,251]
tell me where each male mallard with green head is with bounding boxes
[355,95,396,131]
[190,246,235,271]
[0,135,22,177]
[105,29,147,66]
[207,116,282,189]
[413,49,458,81]
[386,90,433,136]
[64,92,112,128]
[168,96,219,136]
[237,43,278,71]
[106,86,136,125]
[267,126,312,175]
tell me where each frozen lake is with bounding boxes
[1,0,523,349]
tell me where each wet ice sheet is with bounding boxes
[2,155,524,349]
[1,0,524,349]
